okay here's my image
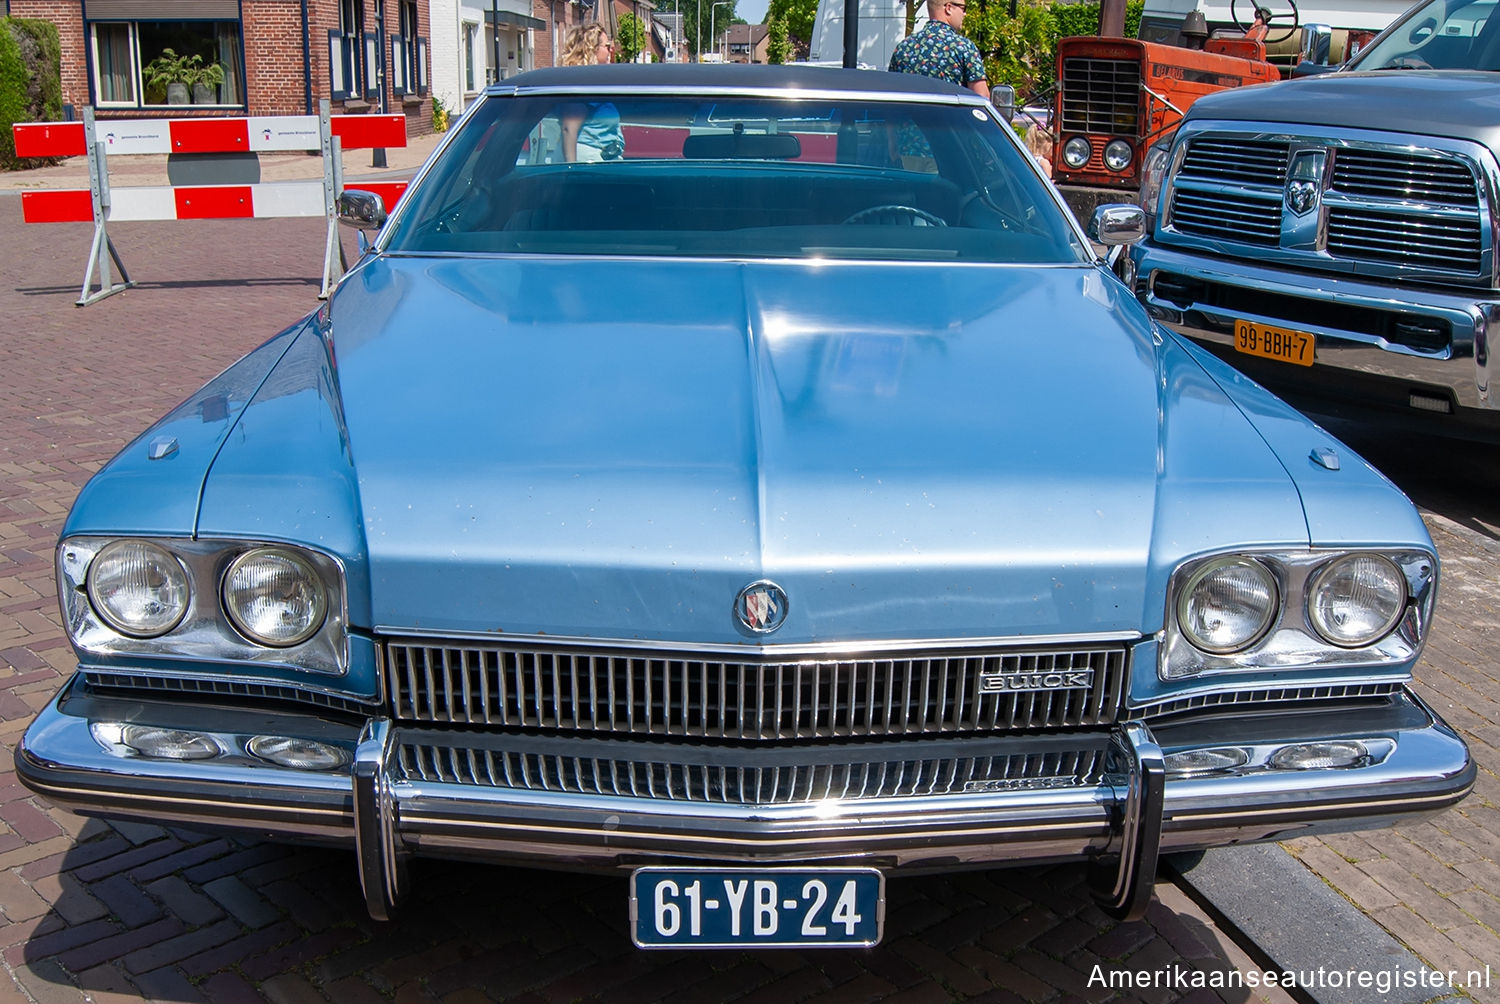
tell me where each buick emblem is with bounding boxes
[734,580,788,634]
[1286,179,1319,215]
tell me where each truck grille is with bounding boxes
[382,638,1128,740]
[1167,132,1487,278]
[1059,57,1140,136]
[396,733,1110,804]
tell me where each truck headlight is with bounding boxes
[1138,139,1172,224]
[1177,557,1278,654]
[86,540,190,638]
[1307,554,1406,647]
[223,547,329,647]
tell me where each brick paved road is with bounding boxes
[0,196,1463,1003]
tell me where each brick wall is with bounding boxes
[4,0,431,137]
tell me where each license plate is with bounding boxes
[630,867,884,949]
[1234,319,1314,366]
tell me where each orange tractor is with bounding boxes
[1048,1,1296,199]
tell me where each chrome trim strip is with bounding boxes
[371,628,1142,658]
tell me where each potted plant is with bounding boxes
[191,60,226,104]
[142,48,195,105]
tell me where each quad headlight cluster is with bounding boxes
[1162,549,1434,680]
[60,537,347,674]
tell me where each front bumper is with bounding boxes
[1130,241,1500,433]
[18,677,1473,922]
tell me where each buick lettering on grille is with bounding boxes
[978,669,1095,693]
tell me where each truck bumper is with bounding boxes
[1130,241,1500,435]
[19,677,1473,922]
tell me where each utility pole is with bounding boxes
[373,0,388,167]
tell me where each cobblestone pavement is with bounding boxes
[0,181,1488,1002]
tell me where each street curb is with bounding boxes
[1167,846,1467,1004]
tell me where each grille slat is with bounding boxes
[383,639,1129,739]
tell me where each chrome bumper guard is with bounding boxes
[18,680,1472,924]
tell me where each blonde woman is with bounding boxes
[560,23,624,162]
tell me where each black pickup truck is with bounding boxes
[1128,0,1500,440]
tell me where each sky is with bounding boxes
[738,0,770,23]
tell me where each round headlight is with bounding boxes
[1062,136,1092,169]
[248,735,348,770]
[223,548,328,647]
[1103,139,1133,172]
[120,725,221,760]
[1177,557,1278,654]
[86,540,190,638]
[1307,554,1406,647]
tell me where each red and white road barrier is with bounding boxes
[13,103,411,305]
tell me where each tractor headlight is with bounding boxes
[1062,136,1092,169]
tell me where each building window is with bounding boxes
[391,1,428,98]
[89,20,244,108]
[463,22,478,92]
[330,0,365,100]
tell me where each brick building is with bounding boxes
[5,0,436,137]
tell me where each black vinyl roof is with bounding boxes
[495,63,979,100]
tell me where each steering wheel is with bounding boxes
[842,205,948,227]
[1231,0,1300,45]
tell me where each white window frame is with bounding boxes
[90,22,139,107]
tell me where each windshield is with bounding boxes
[1349,0,1500,69]
[381,92,1089,264]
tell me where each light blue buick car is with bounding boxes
[20,65,1472,949]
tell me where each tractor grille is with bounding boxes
[1059,57,1140,136]
[382,638,1128,740]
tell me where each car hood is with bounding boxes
[1185,72,1500,142]
[208,256,1313,645]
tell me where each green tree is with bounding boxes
[766,12,792,63]
[659,0,740,58]
[767,0,817,56]
[967,0,1142,102]
[617,11,649,62]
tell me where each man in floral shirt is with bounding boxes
[888,0,990,99]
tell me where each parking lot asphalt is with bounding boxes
[0,155,1494,1002]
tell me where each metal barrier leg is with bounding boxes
[1088,720,1166,921]
[76,113,132,307]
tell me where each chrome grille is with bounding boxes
[397,737,1109,804]
[1327,207,1482,272]
[82,670,376,715]
[1179,137,1290,187]
[1059,57,1140,135]
[383,639,1128,739]
[1169,189,1281,245]
[1166,130,1488,279]
[1135,681,1403,719]
[1331,149,1477,206]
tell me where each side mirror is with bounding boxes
[990,84,1015,124]
[1089,204,1147,246]
[1300,23,1333,65]
[338,189,388,231]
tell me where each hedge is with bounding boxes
[1,17,64,171]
